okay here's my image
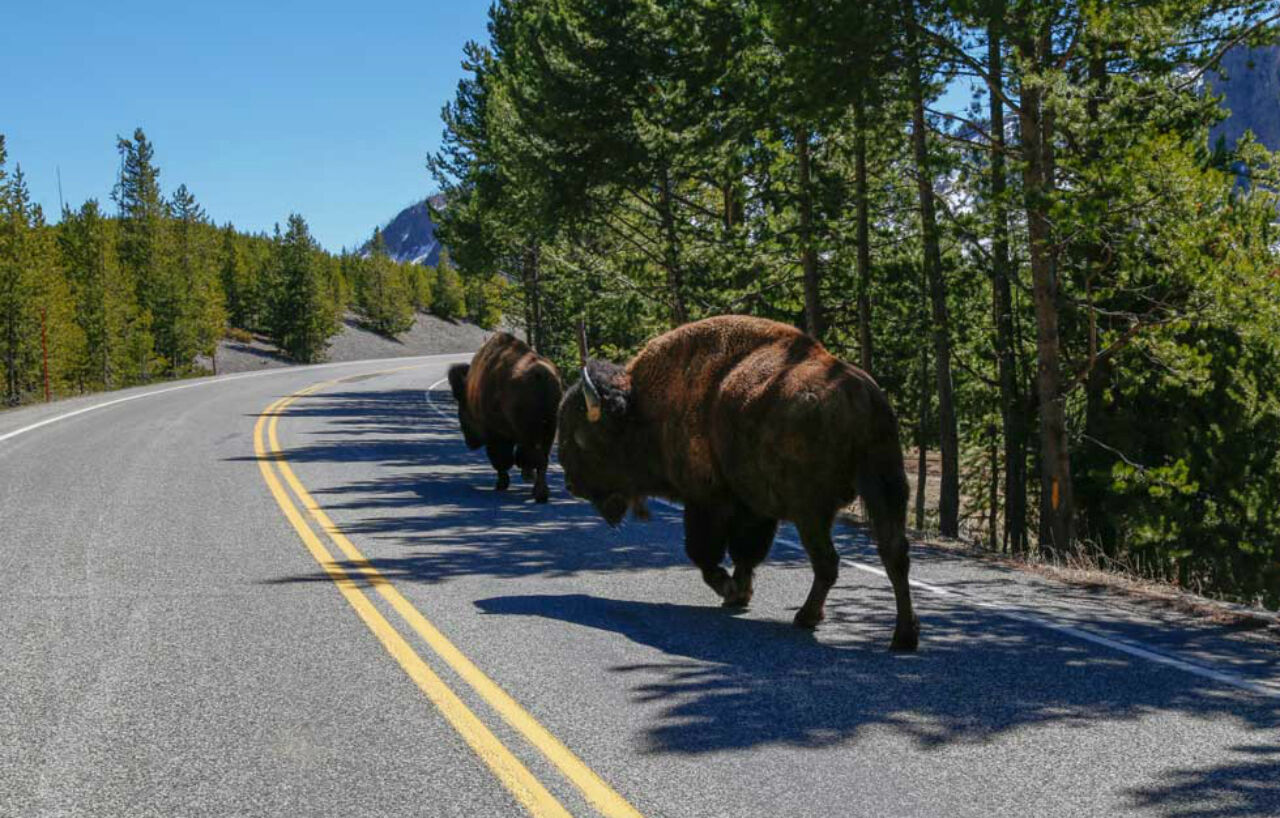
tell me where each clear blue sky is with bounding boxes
[1,1,492,251]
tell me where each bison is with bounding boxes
[448,333,563,503]
[558,315,919,650]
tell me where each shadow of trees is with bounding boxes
[249,383,1280,816]
[1124,744,1280,817]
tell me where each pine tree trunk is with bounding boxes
[916,341,930,532]
[1081,50,1114,556]
[854,97,873,371]
[521,243,544,352]
[988,8,1027,554]
[904,0,960,538]
[989,437,999,549]
[796,124,823,341]
[657,166,688,326]
[1017,25,1074,558]
[521,255,534,347]
[723,182,734,231]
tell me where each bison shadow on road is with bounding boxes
[476,590,1280,816]
[247,385,1280,817]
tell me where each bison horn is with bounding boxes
[578,319,602,422]
[577,319,589,367]
[581,367,602,422]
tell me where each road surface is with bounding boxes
[2,356,1278,817]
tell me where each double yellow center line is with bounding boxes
[254,370,643,818]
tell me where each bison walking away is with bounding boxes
[448,333,563,503]
[558,315,919,650]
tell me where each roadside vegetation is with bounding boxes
[427,0,1280,609]
[0,130,506,399]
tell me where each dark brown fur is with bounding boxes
[558,315,919,649]
[449,333,562,503]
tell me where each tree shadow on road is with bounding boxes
[1123,743,1280,817]
[249,384,1280,816]
[246,387,697,582]
[475,590,1280,814]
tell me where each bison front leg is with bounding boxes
[529,446,551,504]
[683,503,735,602]
[485,441,516,491]
[793,516,839,629]
[725,510,778,608]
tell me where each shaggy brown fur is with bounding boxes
[449,333,562,503]
[559,315,919,649]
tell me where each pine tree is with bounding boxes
[900,0,961,538]
[465,273,507,330]
[268,214,334,363]
[112,128,163,379]
[59,199,132,389]
[0,157,44,404]
[431,251,465,320]
[219,223,253,330]
[167,183,225,371]
[355,228,414,336]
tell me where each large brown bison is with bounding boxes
[448,333,562,503]
[558,315,919,650]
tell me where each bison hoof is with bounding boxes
[890,617,921,652]
[532,484,550,504]
[722,588,752,609]
[496,473,510,491]
[793,607,824,630]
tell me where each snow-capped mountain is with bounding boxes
[374,194,446,267]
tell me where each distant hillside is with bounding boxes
[375,194,447,267]
[1210,45,1280,151]
[213,310,492,373]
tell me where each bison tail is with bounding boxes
[857,462,908,551]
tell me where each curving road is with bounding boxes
[2,357,1278,817]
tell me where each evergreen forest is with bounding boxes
[426,0,1280,607]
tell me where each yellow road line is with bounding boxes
[264,376,645,818]
[254,394,573,818]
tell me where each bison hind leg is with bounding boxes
[793,514,839,629]
[514,445,535,482]
[532,470,550,503]
[859,465,920,651]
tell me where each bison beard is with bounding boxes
[448,333,562,503]
[558,315,920,650]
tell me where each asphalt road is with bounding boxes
[2,356,1278,818]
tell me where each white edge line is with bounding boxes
[0,352,472,447]
[421,380,1280,700]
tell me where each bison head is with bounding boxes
[447,363,484,449]
[558,359,647,527]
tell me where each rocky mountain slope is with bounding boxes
[376,193,447,267]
